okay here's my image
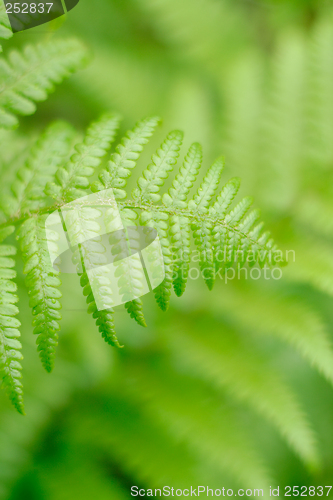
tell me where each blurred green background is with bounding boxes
[2,0,333,497]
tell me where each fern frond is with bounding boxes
[0,130,31,224]
[63,200,122,348]
[130,129,184,309]
[133,130,183,203]
[169,215,191,297]
[140,210,173,311]
[80,269,120,347]
[190,157,224,213]
[212,187,255,271]
[0,1,12,53]
[122,361,272,489]
[225,196,253,226]
[166,325,319,469]
[112,209,147,328]
[192,219,215,290]
[203,285,333,389]
[46,114,120,203]
[4,121,76,218]
[164,143,202,296]
[187,158,225,290]
[18,215,62,373]
[0,113,283,408]
[101,122,280,311]
[0,39,87,129]
[210,178,243,270]
[162,142,202,209]
[93,116,160,198]
[68,394,199,489]
[209,177,241,218]
[0,226,24,414]
[220,196,254,269]
[284,236,333,298]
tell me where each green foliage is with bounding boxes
[0,1,12,53]
[46,114,121,202]
[0,30,90,411]
[3,121,76,218]
[0,1,283,414]
[2,0,333,496]
[0,38,87,129]
[18,215,62,373]
[0,227,23,415]
[0,102,282,410]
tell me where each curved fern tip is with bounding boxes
[17,406,25,416]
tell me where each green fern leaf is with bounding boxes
[221,196,253,269]
[188,158,225,289]
[0,39,87,129]
[113,209,147,328]
[0,1,12,53]
[46,114,120,203]
[140,210,173,311]
[189,157,224,212]
[167,326,319,470]
[132,129,185,309]
[0,113,284,406]
[18,215,62,373]
[3,121,76,218]
[133,130,183,203]
[210,177,241,218]
[236,209,261,267]
[170,215,191,297]
[162,142,202,209]
[192,219,215,290]
[62,200,122,348]
[210,178,242,271]
[92,116,160,198]
[80,271,121,347]
[91,116,160,327]
[164,143,202,296]
[225,196,253,226]
[0,226,24,414]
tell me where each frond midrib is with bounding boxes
[0,198,271,255]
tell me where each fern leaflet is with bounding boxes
[18,215,62,373]
[0,226,24,414]
[0,39,87,129]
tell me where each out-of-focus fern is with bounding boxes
[3,121,76,218]
[0,38,87,129]
[120,360,272,489]
[164,312,319,468]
